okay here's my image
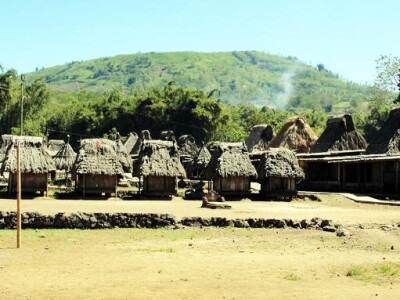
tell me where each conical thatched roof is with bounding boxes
[129,130,152,156]
[1,136,55,174]
[310,114,367,153]
[116,139,133,172]
[178,134,199,157]
[47,140,65,157]
[257,148,304,180]
[73,138,124,175]
[53,142,76,171]
[268,116,318,153]
[192,146,211,168]
[135,140,186,178]
[123,131,138,155]
[366,108,400,155]
[245,124,274,152]
[203,142,257,179]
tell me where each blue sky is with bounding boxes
[1,0,398,84]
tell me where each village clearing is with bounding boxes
[0,194,400,299]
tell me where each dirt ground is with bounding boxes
[1,193,400,299]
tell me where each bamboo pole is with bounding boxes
[16,142,21,249]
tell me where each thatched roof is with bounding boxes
[1,136,55,174]
[310,114,367,153]
[1,135,43,163]
[47,140,65,157]
[192,146,211,168]
[53,142,77,171]
[128,130,152,156]
[160,130,176,141]
[73,138,124,175]
[366,108,400,155]
[178,134,199,157]
[203,142,257,179]
[123,132,138,155]
[135,140,186,178]
[268,116,318,153]
[245,124,274,152]
[257,148,304,179]
[116,139,133,172]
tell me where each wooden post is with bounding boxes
[395,160,399,194]
[115,175,118,197]
[337,163,341,191]
[357,163,360,191]
[83,174,86,198]
[380,163,384,192]
[16,142,21,249]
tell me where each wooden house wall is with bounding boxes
[143,176,177,196]
[300,160,400,194]
[8,172,48,194]
[213,176,250,193]
[260,177,296,193]
[76,174,117,194]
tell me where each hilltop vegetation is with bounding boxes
[4,51,398,146]
[29,51,371,113]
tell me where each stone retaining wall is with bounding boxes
[0,211,341,232]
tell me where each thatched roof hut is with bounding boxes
[366,108,400,155]
[1,136,54,195]
[123,131,138,155]
[193,146,211,168]
[257,148,304,198]
[53,141,76,172]
[47,140,65,157]
[310,114,367,153]
[74,139,124,175]
[268,116,318,153]
[257,148,304,180]
[187,145,211,179]
[245,124,274,152]
[115,139,133,172]
[1,136,55,174]
[127,130,152,156]
[135,140,186,178]
[1,135,43,163]
[203,142,257,180]
[178,134,199,157]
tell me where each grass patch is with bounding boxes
[346,266,366,277]
[378,263,399,276]
[346,263,400,284]
[284,273,301,281]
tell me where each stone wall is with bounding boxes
[0,211,341,232]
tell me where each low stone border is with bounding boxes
[0,211,176,229]
[0,211,349,234]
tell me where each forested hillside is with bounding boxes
[28,51,371,114]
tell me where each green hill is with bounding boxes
[28,51,371,113]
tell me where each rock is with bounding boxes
[300,219,311,229]
[321,219,333,228]
[322,226,336,233]
[311,217,323,227]
[381,225,393,232]
[336,228,350,237]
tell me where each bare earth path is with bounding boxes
[1,194,400,299]
[0,193,399,225]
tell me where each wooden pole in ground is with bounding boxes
[16,142,21,249]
